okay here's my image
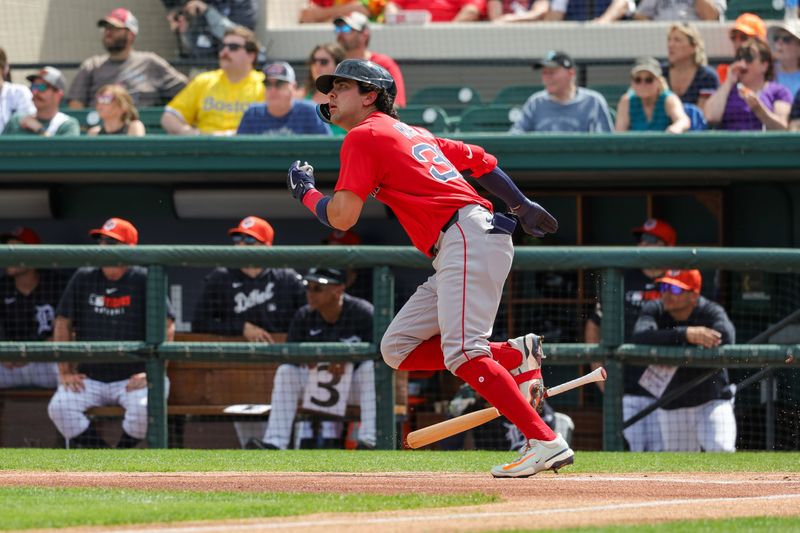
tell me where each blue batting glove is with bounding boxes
[514,199,558,238]
[287,160,317,202]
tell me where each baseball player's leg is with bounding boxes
[349,360,376,447]
[47,378,105,441]
[262,364,308,449]
[697,398,736,452]
[657,405,700,451]
[381,277,441,370]
[116,377,171,442]
[623,394,663,452]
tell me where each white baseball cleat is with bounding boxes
[507,333,545,410]
[491,433,574,478]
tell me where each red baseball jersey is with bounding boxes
[335,112,496,256]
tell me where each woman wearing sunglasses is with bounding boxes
[615,57,691,133]
[87,85,145,136]
[297,43,347,135]
[705,38,792,130]
[768,21,800,98]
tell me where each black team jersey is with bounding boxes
[0,270,67,341]
[287,294,373,344]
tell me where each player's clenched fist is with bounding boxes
[287,160,317,202]
[515,198,558,238]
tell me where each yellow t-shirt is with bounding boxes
[166,69,265,133]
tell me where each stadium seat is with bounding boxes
[457,104,523,133]
[726,0,783,19]
[398,105,451,133]
[409,85,482,116]
[587,84,629,108]
[492,85,544,106]
[683,103,708,131]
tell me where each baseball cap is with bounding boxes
[323,229,361,245]
[656,269,702,293]
[98,8,139,35]
[25,66,66,91]
[631,218,676,246]
[334,11,369,32]
[228,216,274,245]
[768,20,800,44]
[731,13,766,42]
[89,217,138,245]
[630,57,663,78]
[534,50,574,70]
[0,226,41,245]
[263,61,296,84]
[304,267,346,285]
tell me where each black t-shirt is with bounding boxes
[56,266,152,382]
[287,294,373,345]
[192,267,306,336]
[0,270,68,341]
[631,296,736,409]
[589,269,661,396]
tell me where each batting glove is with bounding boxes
[287,160,317,202]
[514,199,558,238]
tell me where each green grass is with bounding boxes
[527,516,800,533]
[1,449,799,473]
[0,487,496,530]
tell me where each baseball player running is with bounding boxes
[286,59,573,477]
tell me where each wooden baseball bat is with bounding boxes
[405,366,607,449]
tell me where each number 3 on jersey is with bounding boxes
[412,143,460,182]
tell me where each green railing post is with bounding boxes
[145,265,168,449]
[600,267,625,451]
[372,266,396,450]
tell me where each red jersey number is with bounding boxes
[412,142,460,182]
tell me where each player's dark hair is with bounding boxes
[358,82,397,119]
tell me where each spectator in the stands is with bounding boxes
[87,85,146,136]
[297,43,347,136]
[0,48,35,133]
[299,0,370,23]
[591,0,635,23]
[510,51,614,133]
[237,61,331,135]
[634,0,724,21]
[67,8,187,109]
[384,0,485,22]
[718,13,767,83]
[705,39,792,131]
[616,58,690,133]
[769,21,800,98]
[161,26,265,135]
[162,0,258,59]
[333,12,406,107]
[2,67,80,137]
[790,90,800,130]
[487,0,548,22]
[547,0,616,21]
[663,23,719,110]
[631,269,737,452]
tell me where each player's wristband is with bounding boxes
[301,188,332,228]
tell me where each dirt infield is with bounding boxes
[4,471,800,532]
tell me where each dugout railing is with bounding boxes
[0,245,798,450]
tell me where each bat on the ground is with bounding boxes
[406,366,607,449]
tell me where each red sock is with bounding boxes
[489,341,521,370]
[398,336,447,371]
[455,356,555,442]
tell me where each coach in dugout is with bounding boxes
[631,269,737,452]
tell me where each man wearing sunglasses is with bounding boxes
[1,67,79,137]
[716,13,767,83]
[333,12,406,107]
[631,269,737,452]
[585,218,676,452]
[247,267,376,450]
[162,26,265,135]
[237,61,331,135]
[67,8,187,109]
[49,218,176,448]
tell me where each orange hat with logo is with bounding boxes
[656,269,702,293]
[631,218,677,247]
[228,216,274,245]
[0,226,42,245]
[732,13,767,42]
[89,217,138,245]
[323,229,361,245]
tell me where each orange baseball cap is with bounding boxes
[89,217,138,245]
[631,218,677,247]
[228,216,274,245]
[656,269,702,293]
[0,226,41,245]
[732,13,767,42]
[323,229,361,245]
